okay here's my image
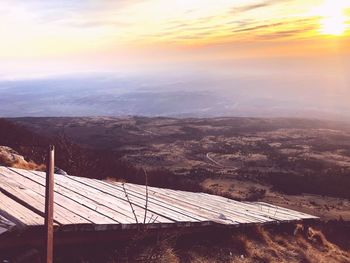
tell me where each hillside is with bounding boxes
[8,116,350,221]
[0,117,350,262]
[3,221,350,262]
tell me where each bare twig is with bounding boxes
[122,183,138,224]
[151,216,158,224]
[147,214,154,224]
[143,168,149,224]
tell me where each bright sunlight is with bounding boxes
[318,0,348,35]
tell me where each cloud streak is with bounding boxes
[0,0,349,78]
[231,0,292,13]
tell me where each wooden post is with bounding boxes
[44,145,54,263]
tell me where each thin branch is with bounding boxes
[147,214,154,224]
[122,183,138,224]
[151,216,158,224]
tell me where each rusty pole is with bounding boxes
[44,145,54,263]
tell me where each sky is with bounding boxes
[0,0,349,119]
[0,0,349,78]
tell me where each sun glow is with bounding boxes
[317,0,348,36]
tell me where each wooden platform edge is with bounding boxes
[0,166,320,235]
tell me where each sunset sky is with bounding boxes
[0,0,349,78]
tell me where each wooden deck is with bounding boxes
[0,166,318,236]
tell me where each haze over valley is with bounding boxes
[1,56,349,119]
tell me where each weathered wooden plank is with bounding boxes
[0,166,317,232]
[202,195,299,222]
[100,181,232,225]
[0,168,90,225]
[120,183,261,223]
[197,192,310,221]
[238,201,306,220]
[22,167,318,223]
[66,176,315,224]
[124,183,275,224]
[194,191,301,220]
[65,175,201,224]
[135,183,311,222]
[8,168,122,225]
[104,182,238,224]
[46,178,179,229]
[180,193,293,222]
[141,185,298,221]
[165,190,301,222]
[90,179,213,222]
[26,169,156,224]
[27,169,175,224]
[0,191,45,228]
[250,202,319,219]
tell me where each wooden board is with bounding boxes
[70,176,209,223]
[119,183,271,224]
[0,166,318,235]
[0,191,44,228]
[0,167,91,225]
[27,169,172,225]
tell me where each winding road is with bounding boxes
[206,152,238,170]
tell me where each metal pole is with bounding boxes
[44,145,54,263]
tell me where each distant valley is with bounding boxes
[8,116,350,221]
[1,73,349,119]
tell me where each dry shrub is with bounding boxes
[0,146,45,171]
[241,227,284,263]
[11,160,45,171]
[131,234,180,263]
[204,187,235,200]
[2,224,346,263]
[136,246,177,263]
[105,177,126,183]
[245,187,266,201]
[298,227,350,263]
[227,225,350,263]
[185,252,219,263]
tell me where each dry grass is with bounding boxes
[2,219,349,262]
[299,227,350,263]
[10,159,45,171]
[0,146,45,171]
[137,225,350,263]
[98,224,347,263]
[105,177,127,183]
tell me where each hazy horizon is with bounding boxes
[0,0,349,119]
